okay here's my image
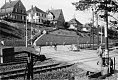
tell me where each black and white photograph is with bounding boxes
[0,0,118,80]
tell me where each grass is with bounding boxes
[13,63,87,80]
[0,20,118,47]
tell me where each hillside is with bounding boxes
[0,20,29,46]
[0,20,22,40]
[0,20,117,46]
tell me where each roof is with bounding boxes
[0,0,20,14]
[69,18,83,25]
[49,9,62,20]
[27,6,46,13]
[0,7,14,14]
[1,0,19,9]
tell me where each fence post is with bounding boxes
[0,48,3,63]
[114,57,115,71]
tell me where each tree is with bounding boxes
[72,0,118,12]
[72,0,118,74]
[63,22,70,29]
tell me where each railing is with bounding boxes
[0,59,73,79]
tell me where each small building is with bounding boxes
[68,18,83,31]
[27,6,47,24]
[0,0,27,22]
[47,9,65,28]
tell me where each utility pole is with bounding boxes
[104,0,110,74]
[96,12,99,46]
[26,16,28,47]
[101,26,103,44]
[26,5,34,80]
[31,5,33,46]
[92,8,94,49]
[104,0,109,57]
[5,0,6,18]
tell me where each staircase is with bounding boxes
[33,31,47,46]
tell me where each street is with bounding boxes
[36,45,118,72]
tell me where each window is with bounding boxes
[44,14,46,18]
[36,19,39,22]
[42,19,44,23]
[15,8,18,12]
[21,16,22,20]
[24,16,26,20]
[21,10,23,13]
[40,13,42,17]
[15,15,17,19]
[37,13,38,16]
[43,14,45,18]
[10,14,12,18]
[12,15,15,19]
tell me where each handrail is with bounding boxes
[33,32,46,46]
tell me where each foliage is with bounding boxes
[108,29,118,39]
[72,0,92,11]
[72,0,118,39]
[72,0,118,12]
[63,22,70,29]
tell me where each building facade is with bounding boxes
[27,6,47,24]
[47,9,65,28]
[0,0,27,22]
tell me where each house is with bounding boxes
[47,9,65,28]
[0,0,27,22]
[27,6,47,24]
[68,18,83,31]
[82,23,92,32]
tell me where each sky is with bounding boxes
[0,0,93,24]
[1,0,118,25]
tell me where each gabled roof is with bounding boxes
[69,18,83,25]
[1,0,19,9]
[49,9,62,20]
[27,6,46,13]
